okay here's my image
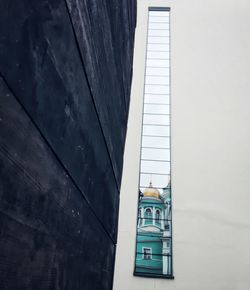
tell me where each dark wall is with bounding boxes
[0,1,136,289]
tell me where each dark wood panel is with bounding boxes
[66,0,136,186]
[0,0,136,289]
[0,78,115,290]
[0,0,121,240]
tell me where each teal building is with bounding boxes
[135,181,172,276]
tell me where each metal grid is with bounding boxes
[134,7,173,279]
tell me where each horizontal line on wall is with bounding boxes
[134,272,174,279]
[149,7,171,11]
[145,84,169,86]
[148,35,169,38]
[147,58,169,60]
[144,93,169,96]
[144,103,170,105]
[149,18,170,22]
[147,50,169,52]
[142,146,170,150]
[149,15,170,18]
[146,66,169,68]
[142,134,169,138]
[149,21,169,24]
[143,124,170,127]
[141,159,170,163]
[141,172,170,176]
[148,42,169,45]
[147,42,169,45]
[149,14,169,17]
[145,75,169,77]
[148,36,169,38]
[147,43,169,46]
[143,113,169,116]
[148,28,170,31]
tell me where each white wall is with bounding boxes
[113,1,250,289]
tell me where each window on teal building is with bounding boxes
[145,208,152,224]
[142,248,152,260]
[155,209,161,226]
[134,7,173,279]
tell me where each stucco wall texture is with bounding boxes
[114,1,250,290]
[0,1,136,290]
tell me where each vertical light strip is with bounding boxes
[134,7,173,279]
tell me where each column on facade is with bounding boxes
[152,206,155,226]
[141,207,144,226]
[161,210,164,230]
[162,232,170,275]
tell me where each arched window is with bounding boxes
[155,209,161,225]
[145,208,152,223]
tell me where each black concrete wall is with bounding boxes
[0,1,136,289]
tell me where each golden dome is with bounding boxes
[143,182,161,199]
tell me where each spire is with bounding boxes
[149,174,152,187]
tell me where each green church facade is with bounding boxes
[134,182,172,277]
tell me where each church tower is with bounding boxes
[135,181,172,276]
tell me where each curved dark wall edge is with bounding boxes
[0,0,136,289]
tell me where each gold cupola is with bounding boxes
[143,182,161,199]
